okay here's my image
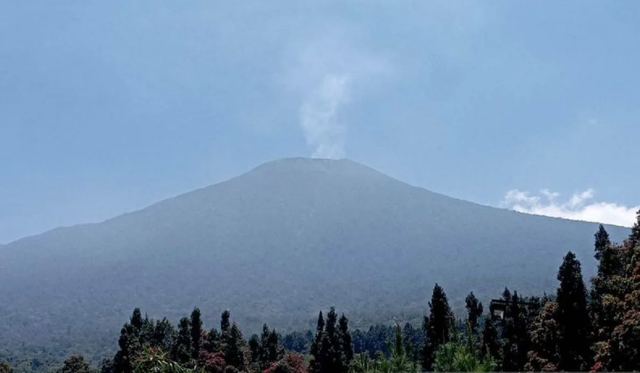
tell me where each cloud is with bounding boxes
[280,26,392,159]
[501,188,639,228]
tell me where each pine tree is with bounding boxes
[113,323,141,373]
[248,334,260,364]
[190,308,203,360]
[594,224,610,261]
[130,309,144,331]
[151,318,176,351]
[525,301,560,372]
[421,283,454,371]
[465,292,484,334]
[556,251,592,371]
[480,315,500,363]
[221,310,231,334]
[258,324,281,369]
[338,314,354,366]
[222,323,249,372]
[58,355,96,373]
[171,317,192,365]
[309,311,325,373]
[204,328,222,354]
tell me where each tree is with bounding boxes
[421,283,454,371]
[433,323,496,372]
[263,353,306,373]
[114,323,142,373]
[309,312,325,373]
[190,308,203,360]
[594,224,610,261]
[465,292,483,334]
[220,311,231,334]
[309,308,351,373]
[0,362,11,373]
[171,317,192,365]
[525,301,560,372]
[222,323,249,372]
[58,356,96,373]
[480,316,499,363]
[258,324,282,369]
[556,251,591,371]
[153,318,177,351]
[339,314,354,364]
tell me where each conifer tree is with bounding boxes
[556,251,591,371]
[59,355,96,373]
[594,224,610,261]
[480,315,500,363]
[421,283,454,371]
[465,292,484,334]
[338,314,354,365]
[113,323,141,373]
[222,323,249,372]
[151,318,176,351]
[309,312,325,373]
[220,311,231,334]
[525,301,560,372]
[171,317,192,365]
[248,334,260,365]
[190,308,203,360]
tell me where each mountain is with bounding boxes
[0,157,629,359]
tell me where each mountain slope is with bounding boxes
[0,157,629,358]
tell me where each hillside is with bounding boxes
[0,157,629,361]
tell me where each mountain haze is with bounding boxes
[0,157,629,359]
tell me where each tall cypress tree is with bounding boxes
[113,323,141,373]
[223,323,248,372]
[465,292,484,334]
[421,283,454,371]
[338,314,353,366]
[220,310,231,334]
[481,315,500,363]
[594,224,610,261]
[556,251,591,371]
[171,317,192,365]
[190,308,203,360]
[309,311,325,373]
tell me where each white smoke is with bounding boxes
[501,188,639,227]
[300,74,350,159]
[281,28,391,159]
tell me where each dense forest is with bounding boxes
[2,212,640,372]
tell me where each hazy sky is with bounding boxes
[2,1,639,243]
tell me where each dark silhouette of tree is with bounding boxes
[465,292,484,334]
[190,308,203,360]
[480,315,500,363]
[556,251,591,371]
[421,283,454,371]
[171,317,192,365]
[58,355,96,373]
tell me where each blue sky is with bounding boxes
[1,1,639,243]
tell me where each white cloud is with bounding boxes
[501,188,639,227]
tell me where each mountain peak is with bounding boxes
[249,157,392,181]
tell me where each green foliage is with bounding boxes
[464,293,483,335]
[525,301,560,371]
[57,356,97,373]
[171,318,192,365]
[190,309,203,361]
[556,251,592,371]
[309,308,353,373]
[0,362,12,373]
[432,323,496,372]
[421,283,454,371]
